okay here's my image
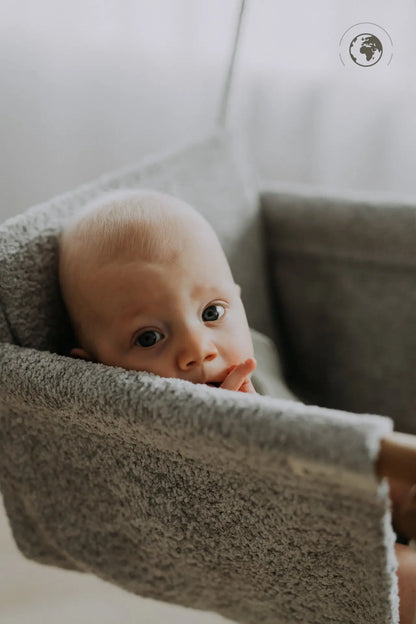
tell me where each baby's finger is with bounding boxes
[221,358,256,391]
[239,378,257,394]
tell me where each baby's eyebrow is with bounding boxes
[190,283,229,298]
[117,304,147,323]
[121,284,232,325]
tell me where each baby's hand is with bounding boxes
[220,358,257,393]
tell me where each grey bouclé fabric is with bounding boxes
[0,131,400,623]
[261,182,416,434]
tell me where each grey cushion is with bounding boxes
[261,183,416,433]
[250,328,297,400]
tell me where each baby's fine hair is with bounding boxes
[59,188,203,266]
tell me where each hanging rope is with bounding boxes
[216,0,247,128]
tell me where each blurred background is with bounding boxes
[2,0,416,224]
[1,0,416,622]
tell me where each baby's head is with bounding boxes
[58,189,254,386]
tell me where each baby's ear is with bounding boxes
[70,347,91,360]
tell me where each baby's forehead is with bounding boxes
[65,191,221,268]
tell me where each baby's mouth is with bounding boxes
[206,381,221,388]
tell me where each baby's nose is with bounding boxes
[177,334,218,370]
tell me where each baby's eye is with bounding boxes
[135,329,163,348]
[202,304,225,322]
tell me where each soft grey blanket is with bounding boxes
[0,130,399,623]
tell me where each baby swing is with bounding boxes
[1,2,416,622]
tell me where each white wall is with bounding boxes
[1,0,416,225]
[231,0,416,196]
[0,0,238,221]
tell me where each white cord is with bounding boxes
[216,0,247,128]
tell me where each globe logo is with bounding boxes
[349,33,383,67]
[339,23,392,68]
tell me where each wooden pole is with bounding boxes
[377,432,416,483]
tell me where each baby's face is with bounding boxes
[70,214,254,387]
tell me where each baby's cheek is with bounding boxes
[236,321,255,359]
[225,332,253,364]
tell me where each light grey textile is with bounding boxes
[0,133,400,623]
[0,342,397,624]
[261,183,416,434]
[250,328,297,400]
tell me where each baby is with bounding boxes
[59,189,258,393]
[59,189,416,623]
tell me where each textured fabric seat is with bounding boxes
[1,129,407,623]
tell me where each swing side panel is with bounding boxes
[261,184,416,433]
